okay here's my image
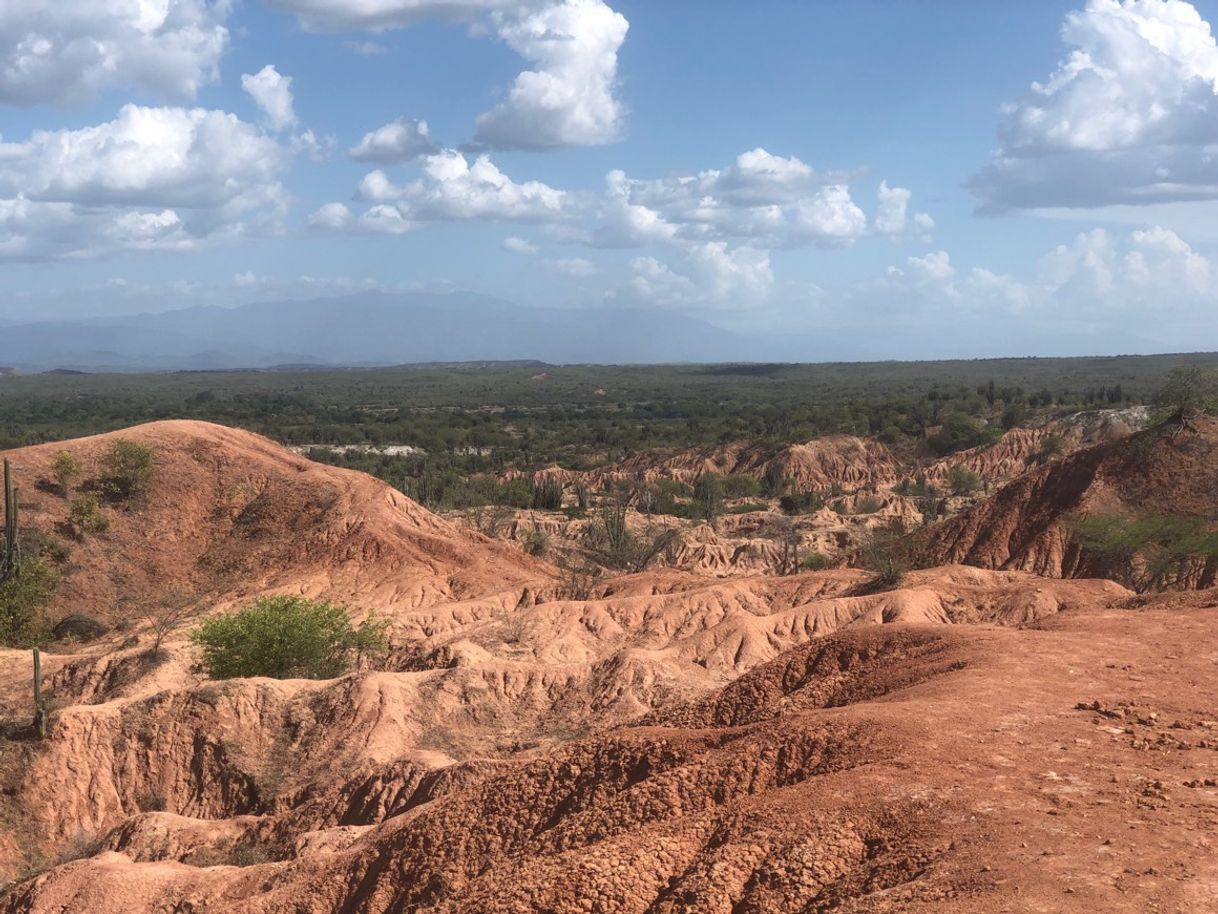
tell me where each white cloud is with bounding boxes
[0,104,289,261]
[974,0,1218,211]
[307,202,353,229]
[503,235,538,254]
[547,256,597,277]
[234,270,259,286]
[348,149,566,228]
[0,0,232,106]
[869,225,1216,321]
[267,0,511,31]
[474,0,629,149]
[342,40,387,55]
[623,242,773,309]
[874,180,934,238]
[350,118,437,163]
[603,149,870,248]
[241,65,297,132]
[271,0,628,150]
[1039,225,1213,311]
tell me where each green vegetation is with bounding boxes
[586,504,682,572]
[0,355,1210,514]
[51,451,80,494]
[0,557,58,647]
[946,465,982,495]
[100,439,156,500]
[779,491,826,515]
[857,526,913,593]
[800,551,830,571]
[190,595,388,680]
[68,494,108,536]
[1066,512,1218,593]
[1153,366,1218,415]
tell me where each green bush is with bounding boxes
[857,526,912,592]
[190,595,388,680]
[779,491,825,516]
[801,551,830,571]
[1066,512,1218,592]
[946,465,981,496]
[1153,366,1218,415]
[927,412,997,457]
[721,474,761,499]
[0,557,59,647]
[69,494,109,535]
[852,495,884,515]
[101,440,156,500]
[52,451,80,494]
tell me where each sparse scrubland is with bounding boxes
[0,360,1214,913]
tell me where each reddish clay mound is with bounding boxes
[531,435,899,494]
[916,412,1218,588]
[6,591,1218,913]
[2,421,547,619]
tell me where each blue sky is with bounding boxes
[3,0,1218,357]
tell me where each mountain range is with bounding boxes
[0,292,755,371]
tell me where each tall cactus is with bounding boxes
[32,647,47,740]
[1,458,18,584]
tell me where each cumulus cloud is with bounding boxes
[873,225,1215,319]
[307,202,353,230]
[350,118,437,163]
[874,181,934,238]
[271,0,628,150]
[0,0,231,106]
[0,104,289,261]
[973,0,1218,211]
[624,242,774,309]
[241,65,297,131]
[319,149,566,232]
[474,0,629,149]
[599,149,869,248]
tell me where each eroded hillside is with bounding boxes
[0,418,1214,913]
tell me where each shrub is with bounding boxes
[693,474,724,525]
[69,494,109,535]
[721,474,761,499]
[801,551,830,571]
[100,440,156,500]
[857,526,912,592]
[52,451,80,495]
[0,556,59,647]
[852,495,884,515]
[1153,366,1218,415]
[587,504,682,572]
[779,491,825,516]
[190,596,388,680]
[927,412,996,457]
[523,529,550,557]
[946,465,981,496]
[1066,512,1218,593]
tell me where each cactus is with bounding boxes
[530,477,564,511]
[32,647,47,739]
[1,459,18,584]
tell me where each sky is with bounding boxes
[2,0,1218,358]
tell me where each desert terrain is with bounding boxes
[0,405,1212,913]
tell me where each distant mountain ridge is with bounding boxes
[0,292,749,371]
